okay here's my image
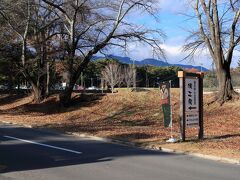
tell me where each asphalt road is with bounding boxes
[0,123,239,180]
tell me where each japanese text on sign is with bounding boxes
[185,78,199,112]
[185,112,199,127]
[185,77,199,127]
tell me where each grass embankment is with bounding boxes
[0,89,239,160]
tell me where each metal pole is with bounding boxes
[166,80,177,143]
[169,80,173,138]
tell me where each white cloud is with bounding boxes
[127,43,153,60]
[161,44,182,56]
[110,41,212,68]
[162,43,214,68]
[101,42,153,60]
[158,0,189,13]
[106,40,239,69]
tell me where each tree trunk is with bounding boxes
[59,54,93,106]
[32,84,42,103]
[34,31,48,102]
[216,64,236,103]
[7,72,13,93]
[59,82,74,107]
[111,86,114,93]
[59,70,76,107]
[46,61,50,96]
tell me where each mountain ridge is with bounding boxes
[92,55,209,71]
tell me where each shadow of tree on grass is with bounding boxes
[0,93,106,115]
[0,93,28,106]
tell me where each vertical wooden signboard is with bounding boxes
[178,71,204,141]
[159,82,171,127]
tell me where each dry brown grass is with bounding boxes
[0,89,239,160]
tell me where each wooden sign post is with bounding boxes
[178,71,204,141]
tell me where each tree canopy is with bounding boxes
[0,0,165,105]
[184,0,240,103]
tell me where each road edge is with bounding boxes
[1,120,240,165]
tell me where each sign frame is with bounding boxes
[178,71,204,141]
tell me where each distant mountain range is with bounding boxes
[92,55,209,72]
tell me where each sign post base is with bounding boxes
[166,137,177,143]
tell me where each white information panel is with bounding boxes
[185,77,199,127]
[185,112,199,127]
[185,77,199,112]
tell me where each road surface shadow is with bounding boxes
[0,126,176,174]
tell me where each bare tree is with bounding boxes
[101,63,122,93]
[0,0,59,102]
[133,61,137,89]
[0,0,37,97]
[184,0,240,104]
[42,0,165,106]
[117,72,125,89]
[123,65,135,88]
[30,1,60,101]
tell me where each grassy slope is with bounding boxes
[0,89,239,159]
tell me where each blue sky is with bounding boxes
[111,0,239,69]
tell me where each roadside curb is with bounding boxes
[70,132,138,147]
[187,152,240,165]
[1,121,240,165]
[70,132,240,165]
[1,121,33,128]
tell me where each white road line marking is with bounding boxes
[3,135,82,154]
